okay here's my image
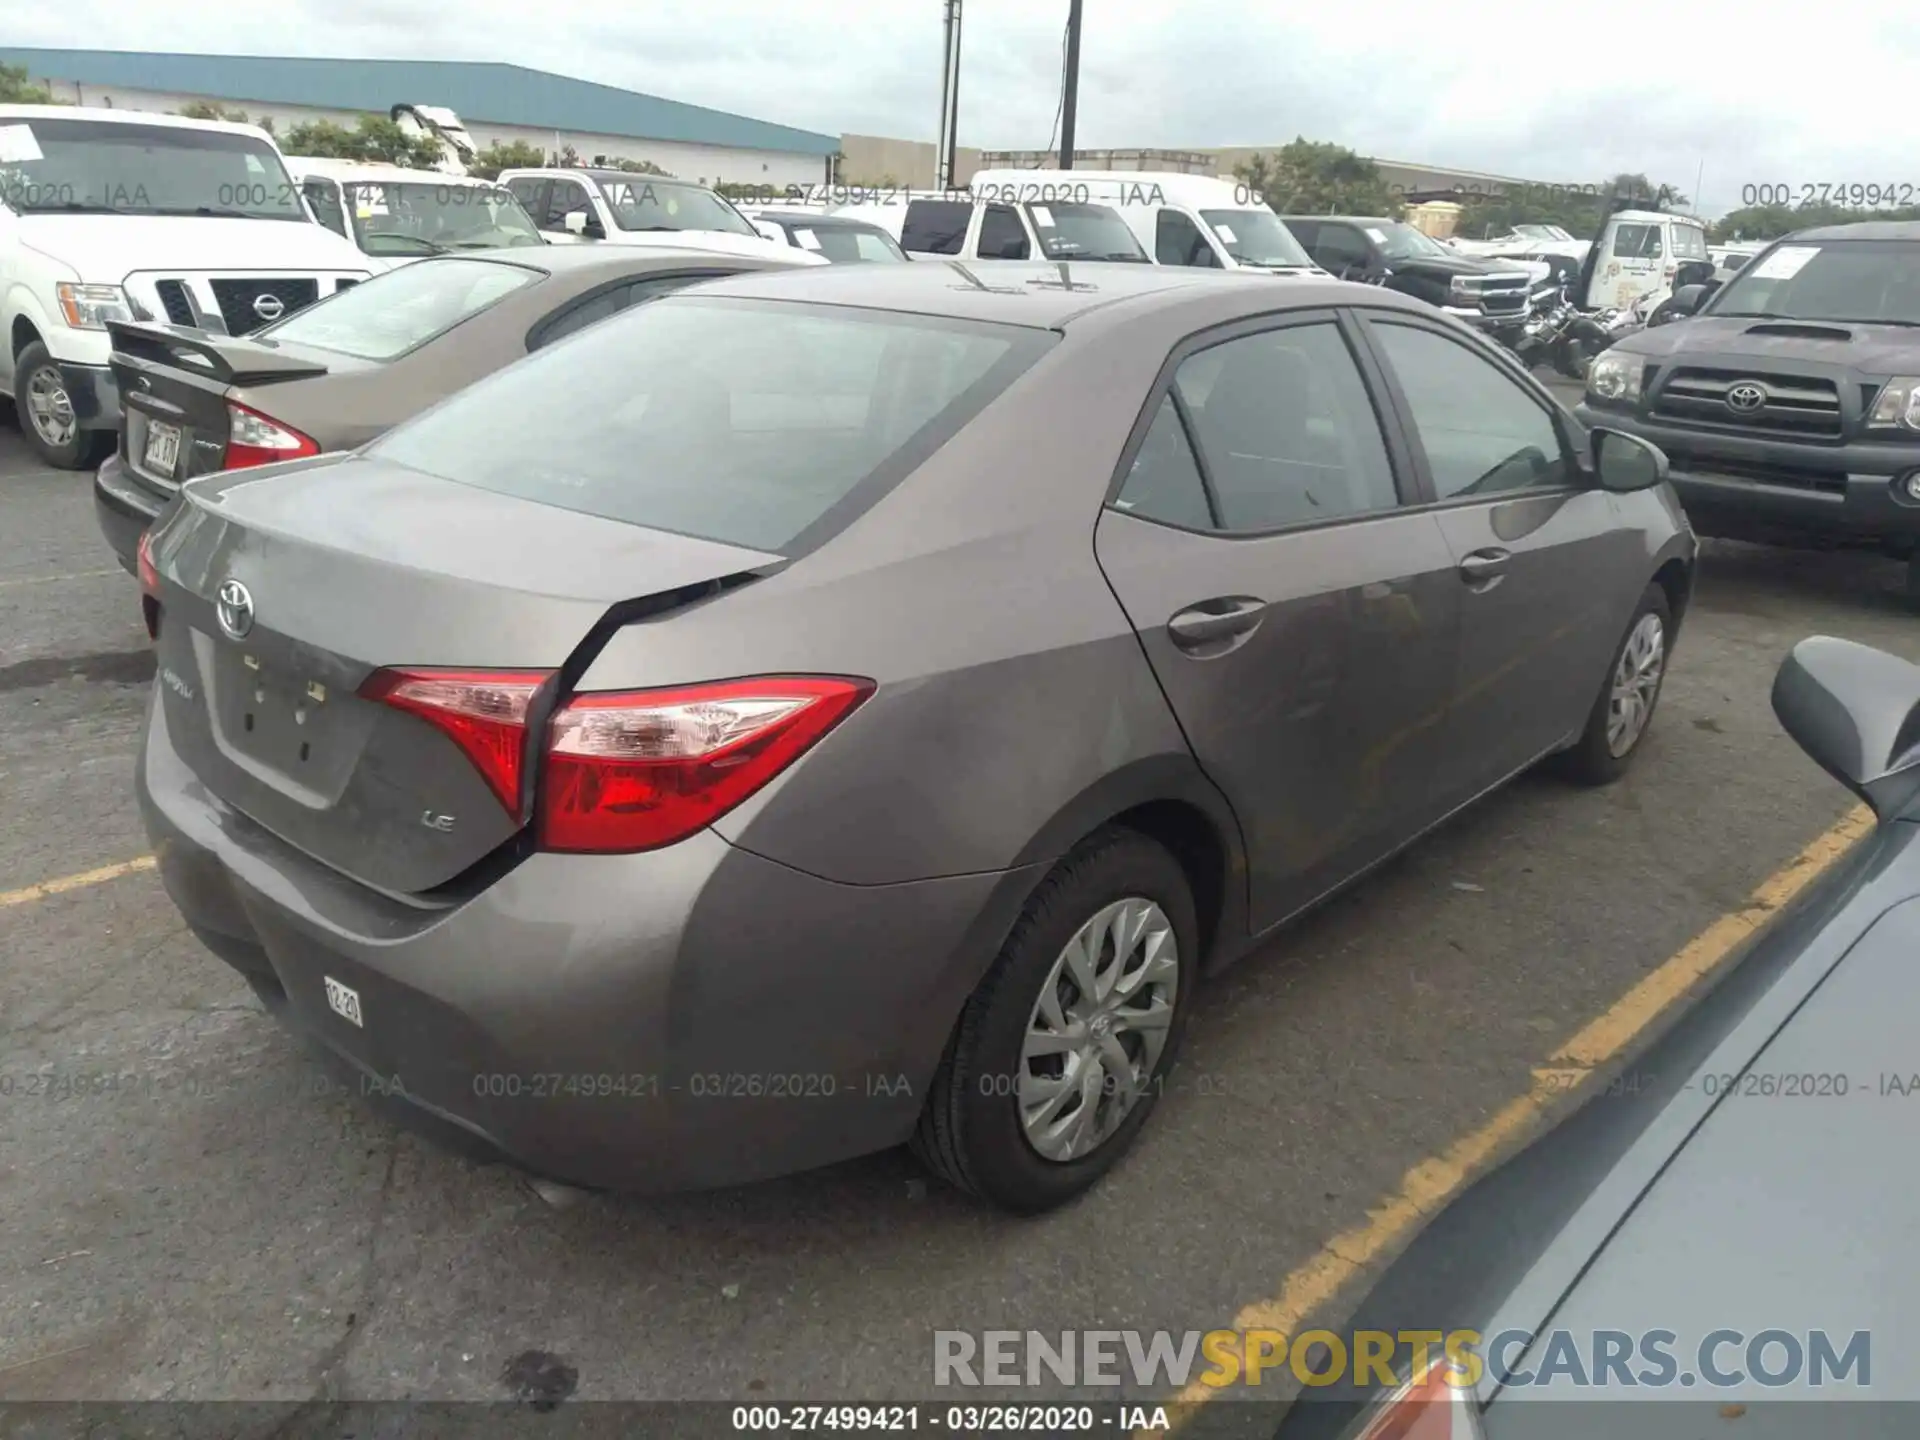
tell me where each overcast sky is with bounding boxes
[9,1,1916,216]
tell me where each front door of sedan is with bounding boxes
[1094,312,1463,935]
[1353,312,1638,810]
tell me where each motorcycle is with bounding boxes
[1525,286,1659,382]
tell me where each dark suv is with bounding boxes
[1281,215,1539,338]
[1575,220,1920,602]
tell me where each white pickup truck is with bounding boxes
[0,105,373,469]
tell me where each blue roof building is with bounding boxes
[0,47,841,159]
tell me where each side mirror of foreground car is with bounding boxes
[1773,637,1920,822]
[1589,426,1668,492]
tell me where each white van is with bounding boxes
[833,189,1152,264]
[496,168,812,263]
[968,169,1327,275]
[1579,208,1712,311]
[286,158,547,269]
[0,105,373,469]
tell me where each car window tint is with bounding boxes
[1173,322,1399,531]
[370,297,1056,555]
[1114,396,1214,528]
[303,179,347,237]
[1371,322,1569,499]
[901,199,971,255]
[1155,210,1217,267]
[977,204,1029,260]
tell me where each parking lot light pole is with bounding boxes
[935,0,964,190]
[1059,0,1083,169]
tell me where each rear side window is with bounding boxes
[369,297,1058,555]
[256,257,542,360]
[902,199,971,255]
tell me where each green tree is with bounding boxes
[1708,199,1920,243]
[1235,139,1401,217]
[282,115,442,168]
[551,143,583,167]
[467,138,547,180]
[598,156,670,176]
[177,99,250,124]
[0,62,61,104]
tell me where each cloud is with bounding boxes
[8,0,1918,214]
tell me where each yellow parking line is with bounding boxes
[0,568,124,589]
[0,856,158,910]
[1161,801,1875,1427]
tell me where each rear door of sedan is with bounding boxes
[1350,308,1636,808]
[1093,308,1464,936]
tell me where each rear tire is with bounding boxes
[13,342,113,471]
[911,827,1197,1214]
[1553,584,1672,787]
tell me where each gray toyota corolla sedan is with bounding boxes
[134,260,1697,1213]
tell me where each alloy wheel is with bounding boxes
[1606,612,1666,757]
[1018,896,1179,1162]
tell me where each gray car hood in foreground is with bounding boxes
[1275,819,1920,1440]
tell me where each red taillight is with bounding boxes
[538,676,873,854]
[136,530,160,639]
[1350,1362,1482,1440]
[358,668,554,815]
[224,400,321,471]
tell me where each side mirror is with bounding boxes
[1590,426,1667,492]
[563,209,602,238]
[1773,636,1920,821]
[1667,283,1710,317]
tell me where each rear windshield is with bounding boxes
[790,222,909,263]
[368,296,1057,554]
[1707,240,1920,326]
[256,256,542,360]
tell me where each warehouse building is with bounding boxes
[0,47,840,189]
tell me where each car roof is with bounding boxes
[664,258,1403,329]
[286,158,496,187]
[0,103,273,140]
[443,245,799,280]
[1279,214,1401,225]
[1787,220,1920,242]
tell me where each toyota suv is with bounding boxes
[1575,220,1920,604]
[0,105,374,469]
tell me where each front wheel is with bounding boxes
[13,342,114,471]
[911,827,1197,1213]
[1553,584,1673,786]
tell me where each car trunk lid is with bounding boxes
[109,320,334,495]
[146,455,782,894]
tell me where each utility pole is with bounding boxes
[935,0,964,190]
[1059,0,1084,169]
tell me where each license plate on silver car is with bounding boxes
[323,976,364,1027]
[142,419,182,476]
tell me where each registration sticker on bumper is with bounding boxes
[323,975,364,1028]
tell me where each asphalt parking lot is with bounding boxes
[4,390,1919,1423]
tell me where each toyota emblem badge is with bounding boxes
[216,579,255,640]
[1725,381,1768,414]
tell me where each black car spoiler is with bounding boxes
[105,320,330,386]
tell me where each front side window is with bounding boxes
[1671,223,1709,260]
[255,257,543,361]
[1156,210,1218,267]
[977,204,1029,259]
[1169,322,1401,532]
[1370,321,1568,499]
[545,180,592,229]
[0,117,305,219]
[1612,223,1661,259]
[1309,224,1373,273]
[596,178,758,236]
[302,178,347,237]
[343,181,545,256]
[369,298,1057,554]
